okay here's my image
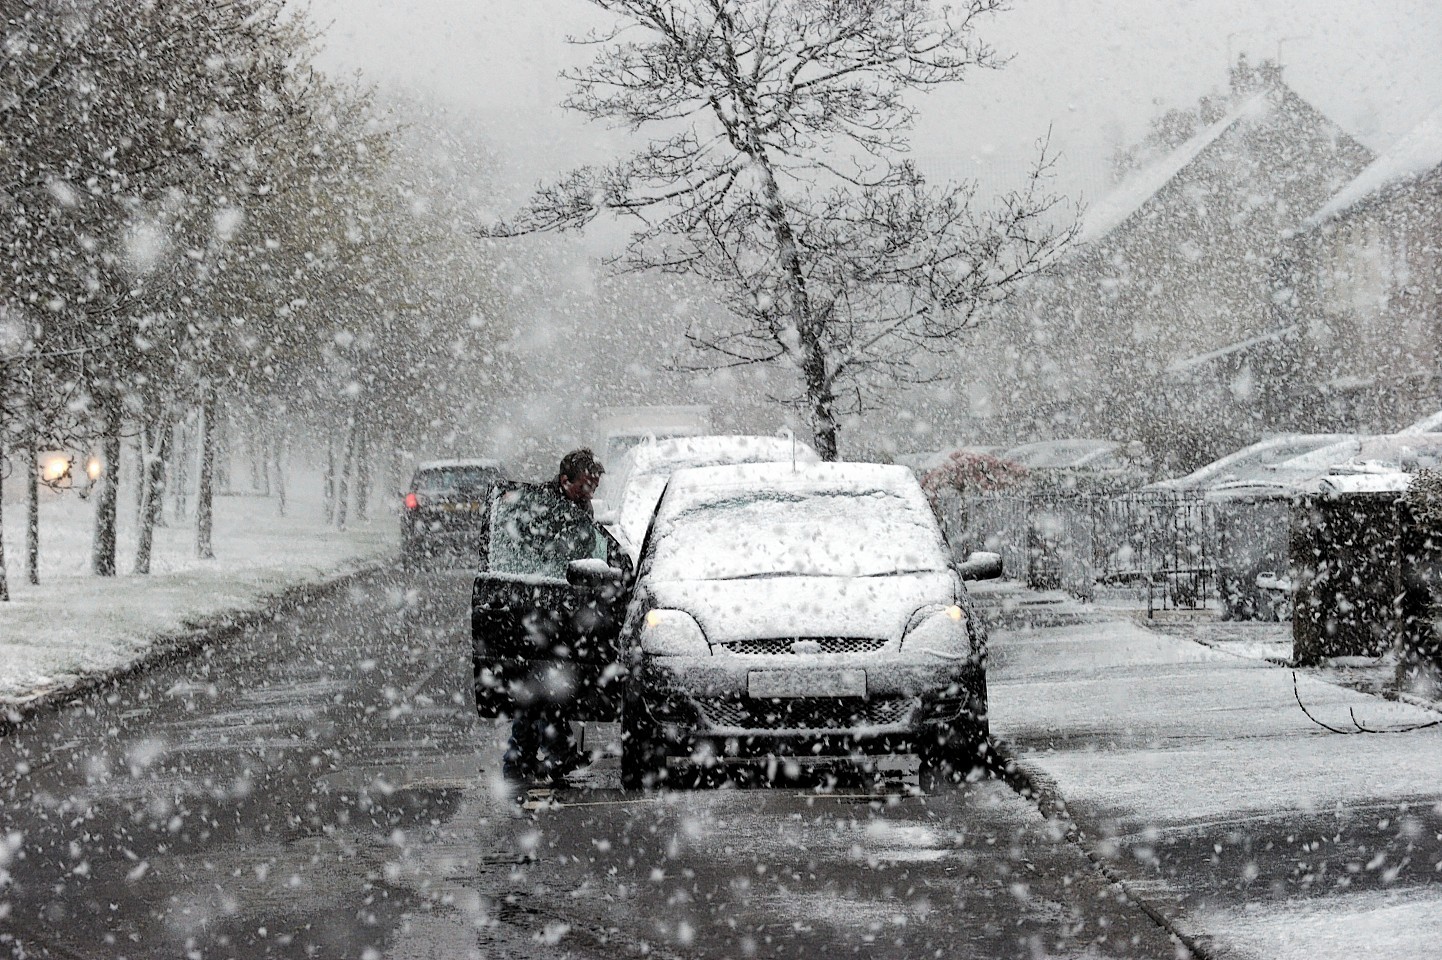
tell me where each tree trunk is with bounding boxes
[90,387,121,577]
[354,420,370,521]
[26,403,39,586]
[323,433,336,525]
[0,409,9,602]
[714,7,839,460]
[197,388,216,560]
[273,431,287,517]
[131,428,145,519]
[336,412,357,531]
[247,413,263,494]
[215,398,230,496]
[172,416,190,520]
[135,415,173,575]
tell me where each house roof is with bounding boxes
[1304,102,1442,228]
[1164,325,1299,377]
[1078,95,1268,245]
[1147,433,1352,492]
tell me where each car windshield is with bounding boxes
[487,484,609,579]
[648,489,947,581]
[415,466,499,494]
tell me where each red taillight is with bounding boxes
[404,492,419,510]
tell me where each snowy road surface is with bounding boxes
[987,600,1442,960]
[0,570,1181,959]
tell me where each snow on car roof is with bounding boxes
[1207,433,1442,499]
[1320,473,1414,495]
[1401,408,1442,434]
[1149,434,1352,491]
[624,434,819,474]
[662,461,925,505]
[1001,439,1120,469]
[414,458,503,471]
[893,445,1004,471]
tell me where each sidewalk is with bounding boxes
[0,484,393,715]
[979,584,1442,960]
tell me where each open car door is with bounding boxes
[471,480,633,720]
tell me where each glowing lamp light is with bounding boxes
[86,457,103,481]
[945,605,964,622]
[40,455,71,483]
[404,492,420,510]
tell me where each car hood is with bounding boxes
[645,571,956,643]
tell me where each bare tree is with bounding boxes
[488,0,1076,458]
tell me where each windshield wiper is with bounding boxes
[708,571,812,581]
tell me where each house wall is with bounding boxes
[1289,169,1442,432]
[967,81,1373,473]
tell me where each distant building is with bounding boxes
[973,59,1374,474]
[1280,104,1442,433]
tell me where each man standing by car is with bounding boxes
[501,448,607,789]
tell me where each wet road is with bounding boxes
[0,571,1182,959]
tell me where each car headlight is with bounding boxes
[900,604,976,660]
[640,609,710,656]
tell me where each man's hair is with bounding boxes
[558,448,604,481]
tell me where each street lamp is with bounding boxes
[38,452,73,490]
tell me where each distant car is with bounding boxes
[400,459,504,569]
[594,433,821,562]
[471,480,633,720]
[616,461,1002,790]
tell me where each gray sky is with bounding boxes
[306,0,1442,203]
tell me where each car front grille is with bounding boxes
[718,637,888,656]
[694,696,914,731]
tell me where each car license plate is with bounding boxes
[747,669,866,699]
[439,502,482,513]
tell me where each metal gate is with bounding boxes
[1097,492,1217,610]
[941,490,1218,608]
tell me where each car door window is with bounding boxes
[488,483,610,579]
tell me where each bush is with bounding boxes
[1404,468,1442,531]
[920,451,1029,503]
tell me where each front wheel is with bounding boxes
[621,704,668,790]
[917,722,991,791]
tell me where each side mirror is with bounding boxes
[958,551,1003,581]
[567,558,626,590]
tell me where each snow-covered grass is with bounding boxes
[0,479,394,706]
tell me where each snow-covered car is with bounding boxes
[617,462,1002,789]
[594,433,821,562]
[400,458,505,568]
[470,480,633,720]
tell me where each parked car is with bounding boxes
[470,480,633,720]
[616,461,1002,789]
[400,459,505,569]
[594,433,821,562]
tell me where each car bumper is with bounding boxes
[627,654,986,744]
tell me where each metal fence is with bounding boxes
[937,490,1219,609]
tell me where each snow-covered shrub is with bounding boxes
[1403,468,1442,532]
[920,451,1029,504]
